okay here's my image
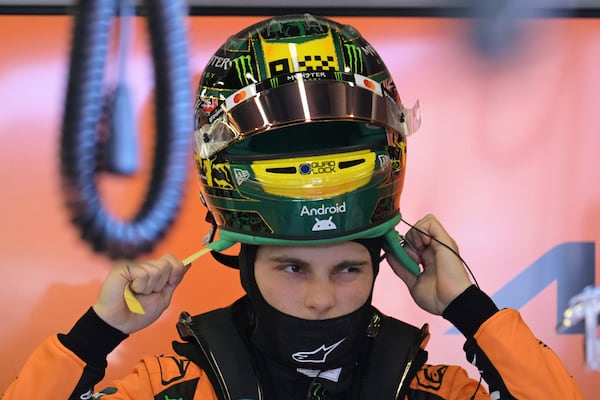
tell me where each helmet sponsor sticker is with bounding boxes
[378,154,390,168]
[300,201,346,217]
[354,73,383,96]
[233,168,250,185]
[312,216,336,232]
[232,54,255,86]
[199,97,219,114]
[261,32,339,77]
[225,83,256,110]
[202,159,234,189]
[299,160,336,175]
[300,201,347,232]
[207,54,233,70]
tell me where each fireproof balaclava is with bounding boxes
[238,238,383,397]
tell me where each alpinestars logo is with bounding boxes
[292,338,346,363]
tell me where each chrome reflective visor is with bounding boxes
[194,71,421,159]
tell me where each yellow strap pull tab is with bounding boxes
[182,247,211,266]
[124,284,145,315]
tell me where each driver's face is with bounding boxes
[254,241,374,320]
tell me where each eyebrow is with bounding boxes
[268,256,309,267]
[267,256,370,269]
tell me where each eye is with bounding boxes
[336,265,362,274]
[281,264,304,274]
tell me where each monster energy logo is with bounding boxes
[269,76,279,88]
[334,71,343,81]
[232,55,254,85]
[344,44,364,73]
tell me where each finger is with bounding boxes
[163,253,188,287]
[128,259,171,295]
[128,263,158,295]
[405,215,435,248]
[415,214,459,253]
[401,236,420,260]
[404,226,429,255]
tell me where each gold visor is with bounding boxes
[194,72,420,159]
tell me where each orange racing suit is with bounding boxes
[2,286,585,399]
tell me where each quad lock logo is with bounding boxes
[300,201,347,232]
[299,160,336,174]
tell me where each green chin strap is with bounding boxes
[205,214,421,276]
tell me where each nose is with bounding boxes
[303,277,336,318]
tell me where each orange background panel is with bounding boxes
[0,14,599,398]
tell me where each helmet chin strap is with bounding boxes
[382,230,421,276]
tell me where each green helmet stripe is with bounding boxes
[216,213,401,246]
[208,213,420,276]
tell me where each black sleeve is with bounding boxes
[442,284,499,338]
[442,285,517,399]
[57,307,128,400]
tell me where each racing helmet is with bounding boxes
[193,14,421,272]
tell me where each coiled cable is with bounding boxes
[60,0,191,259]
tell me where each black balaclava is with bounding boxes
[238,238,383,398]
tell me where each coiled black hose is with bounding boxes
[60,0,191,259]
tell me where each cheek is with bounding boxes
[339,279,373,311]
